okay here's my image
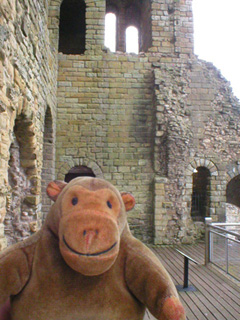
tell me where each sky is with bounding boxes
[192,0,240,99]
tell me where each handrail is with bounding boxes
[209,230,240,244]
[209,225,240,238]
[175,249,198,292]
[211,222,240,226]
[175,249,198,264]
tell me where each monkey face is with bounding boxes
[59,186,121,276]
[46,178,135,276]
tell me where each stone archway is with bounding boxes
[191,166,211,222]
[186,159,218,219]
[4,114,39,245]
[226,174,240,208]
[184,159,219,238]
[57,158,103,182]
[65,165,96,182]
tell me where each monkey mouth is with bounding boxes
[63,236,117,257]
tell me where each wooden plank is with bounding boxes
[175,243,205,264]
[151,247,208,320]
[180,250,239,303]
[143,243,240,320]
[164,247,239,319]
[183,291,216,320]
[174,244,240,304]
[154,248,212,320]
[154,246,240,320]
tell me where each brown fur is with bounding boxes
[0,177,185,320]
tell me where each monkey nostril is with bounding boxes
[83,230,98,236]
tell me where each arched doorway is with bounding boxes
[191,167,211,222]
[65,165,96,183]
[226,175,240,223]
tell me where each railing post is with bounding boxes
[175,250,197,292]
[205,217,212,266]
[183,256,189,288]
[226,237,229,274]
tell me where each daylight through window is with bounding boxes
[126,26,139,54]
[105,13,116,52]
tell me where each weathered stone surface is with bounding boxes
[0,0,56,248]
[0,0,240,249]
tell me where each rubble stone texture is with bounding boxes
[0,0,240,249]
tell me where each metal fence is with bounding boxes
[205,218,240,281]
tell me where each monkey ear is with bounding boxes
[46,180,67,202]
[121,193,135,212]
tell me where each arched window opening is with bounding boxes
[59,0,86,54]
[105,0,151,53]
[126,26,139,54]
[105,12,117,52]
[191,167,210,222]
[65,166,96,183]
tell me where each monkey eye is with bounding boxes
[107,201,112,209]
[72,197,78,206]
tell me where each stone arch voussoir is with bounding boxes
[57,158,103,181]
[187,159,218,177]
[226,162,240,183]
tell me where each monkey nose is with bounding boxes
[83,230,98,251]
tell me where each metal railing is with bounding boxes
[205,217,240,281]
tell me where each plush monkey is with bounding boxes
[0,177,185,320]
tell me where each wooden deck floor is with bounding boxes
[144,242,240,320]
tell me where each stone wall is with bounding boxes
[56,53,155,242]
[153,57,240,243]
[0,0,57,249]
[51,0,195,243]
[1,0,240,248]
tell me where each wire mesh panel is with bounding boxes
[210,232,227,272]
[207,222,240,281]
[227,238,240,281]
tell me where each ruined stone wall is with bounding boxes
[0,0,57,249]
[53,0,240,244]
[154,57,240,244]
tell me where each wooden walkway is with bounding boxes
[144,242,240,320]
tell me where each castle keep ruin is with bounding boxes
[0,0,240,249]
